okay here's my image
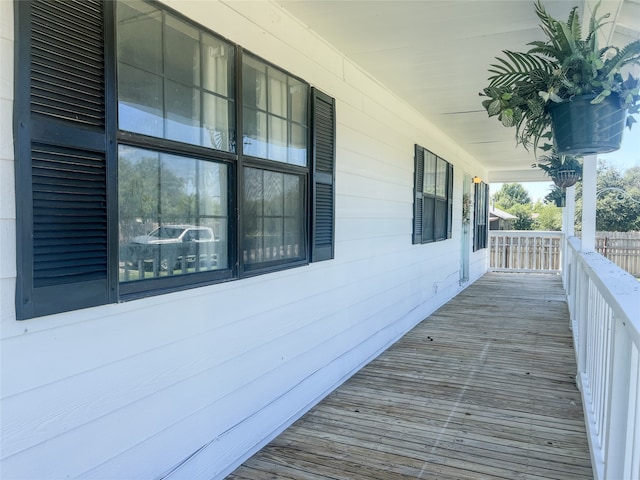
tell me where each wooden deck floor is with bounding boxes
[228,273,592,480]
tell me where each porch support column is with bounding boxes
[581,154,597,252]
[563,185,576,237]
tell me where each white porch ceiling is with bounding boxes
[275,0,640,182]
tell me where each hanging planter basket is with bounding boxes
[548,95,626,155]
[552,170,580,188]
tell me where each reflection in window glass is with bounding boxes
[118,63,163,137]
[165,80,200,145]
[118,145,228,281]
[242,55,308,165]
[243,107,268,158]
[117,1,235,151]
[423,151,436,195]
[243,168,305,267]
[164,15,200,86]
[436,157,447,198]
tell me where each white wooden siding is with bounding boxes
[0,0,489,478]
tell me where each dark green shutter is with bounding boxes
[310,88,336,262]
[15,0,113,319]
[412,145,424,244]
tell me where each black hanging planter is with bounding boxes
[548,95,626,155]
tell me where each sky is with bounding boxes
[490,126,640,203]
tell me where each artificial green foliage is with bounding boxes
[533,151,583,179]
[480,1,640,153]
[544,185,566,207]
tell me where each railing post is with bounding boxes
[564,185,576,237]
[603,316,632,479]
[582,155,597,252]
[576,263,589,388]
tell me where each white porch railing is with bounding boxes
[563,236,640,480]
[489,231,562,273]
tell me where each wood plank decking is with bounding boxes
[228,273,592,480]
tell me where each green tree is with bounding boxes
[119,155,193,240]
[508,203,535,230]
[575,161,640,232]
[493,183,532,210]
[533,202,562,231]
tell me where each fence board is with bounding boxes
[595,232,640,277]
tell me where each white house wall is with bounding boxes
[0,1,489,478]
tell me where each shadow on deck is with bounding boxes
[228,273,592,480]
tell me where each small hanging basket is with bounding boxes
[552,170,580,188]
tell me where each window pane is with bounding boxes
[423,151,436,195]
[203,93,234,151]
[117,2,162,74]
[289,124,308,166]
[165,80,200,145]
[202,34,234,97]
[268,115,287,162]
[118,64,163,137]
[290,79,308,124]
[264,170,284,216]
[422,197,435,243]
[436,157,447,198]
[434,200,447,240]
[243,168,305,267]
[242,56,267,110]
[165,15,200,86]
[268,68,287,117]
[118,145,228,282]
[243,108,267,158]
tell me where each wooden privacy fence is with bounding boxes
[489,231,562,273]
[595,231,640,277]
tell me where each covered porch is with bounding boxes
[229,234,640,479]
[229,272,591,479]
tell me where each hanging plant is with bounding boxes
[533,151,582,188]
[480,1,640,155]
[545,185,567,207]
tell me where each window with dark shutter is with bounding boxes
[413,144,453,245]
[311,89,336,262]
[412,145,424,244]
[15,0,114,319]
[473,182,489,251]
[14,1,338,319]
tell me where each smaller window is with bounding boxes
[413,145,453,244]
[473,181,489,251]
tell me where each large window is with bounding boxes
[14,0,336,319]
[413,145,454,244]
